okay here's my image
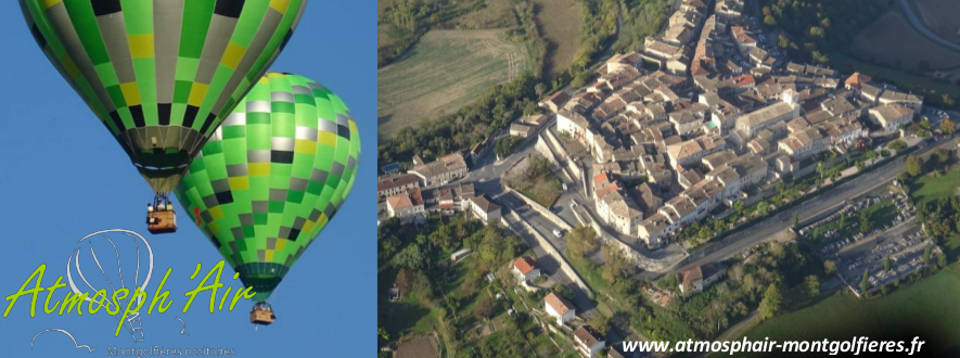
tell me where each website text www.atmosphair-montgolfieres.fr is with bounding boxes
[620,336,926,355]
[3,260,254,337]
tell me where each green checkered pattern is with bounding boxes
[20,0,307,192]
[175,73,360,302]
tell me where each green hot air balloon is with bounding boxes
[20,0,308,234]
[175,73,360,324]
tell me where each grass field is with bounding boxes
[520,174,563,208]
[852,11,960,70]
[909,169,960,205]
[378,29,530,138]
[454,0,517,29]
[533,0,582,78]
[740,266,960,355]
[913,0,960,45]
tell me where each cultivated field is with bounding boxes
[533,0,583,78]
[396,335,440,358]
[852,11,960,70]
[914,0,960,46]
[378,29,530,138]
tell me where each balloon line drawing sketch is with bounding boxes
[30,328,94,352]
[66,229,154,342]
[176,316,189,336]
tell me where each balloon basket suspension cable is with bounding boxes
[250,301,276,326]
[125,310,145,342]
[147,192,177,234]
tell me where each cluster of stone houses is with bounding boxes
[542,0,924,249]
[641,0,719,75]
[378,152,501,223]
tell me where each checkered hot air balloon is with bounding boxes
[174,73,360,325]
[20,0,308,234]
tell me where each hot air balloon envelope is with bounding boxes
[176,72,360,302]
[20,0,309,192]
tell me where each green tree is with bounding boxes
[553,284,575,302]
[764,15,777,26]
[587,315,610,336]
[808,26,825,38]
[778,33,790,48]
[941,118,956,135]
[378,325,390,342]
[474,294,495,321]
[884,255,891,272]
[534,83,547,98]
[495,136,521,158]
[906,155,923,177]
[759,283,783,320]
[757,202,770,217]
[859,210,872,233]
[698,225,712,241]
[805,275,820,297]
[824,260,837,275]
[568,226,599,258]
[888,140,907,151]
[734,200,745,216]
[396,244,427,271]
[793,214,800,229]
[477,226,520,266]
[601,245,629,283]
[943,94,957,108]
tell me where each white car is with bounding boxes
[552,229,563,238]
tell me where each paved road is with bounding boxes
[897,0,960,54]
[677,137,956,272]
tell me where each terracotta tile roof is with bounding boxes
[543,91,571,107]
[731,26,756,45]
[844,72,871,88]
[732,74,755,87]
[574,325,603,348]
[377,174,420,192]
[386,193,413,210]
[545,292,574,316]
[680,266,704,287]
[513,257,537,275]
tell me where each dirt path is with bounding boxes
[898,0,960,54]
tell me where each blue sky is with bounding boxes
[0,2,376,357]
